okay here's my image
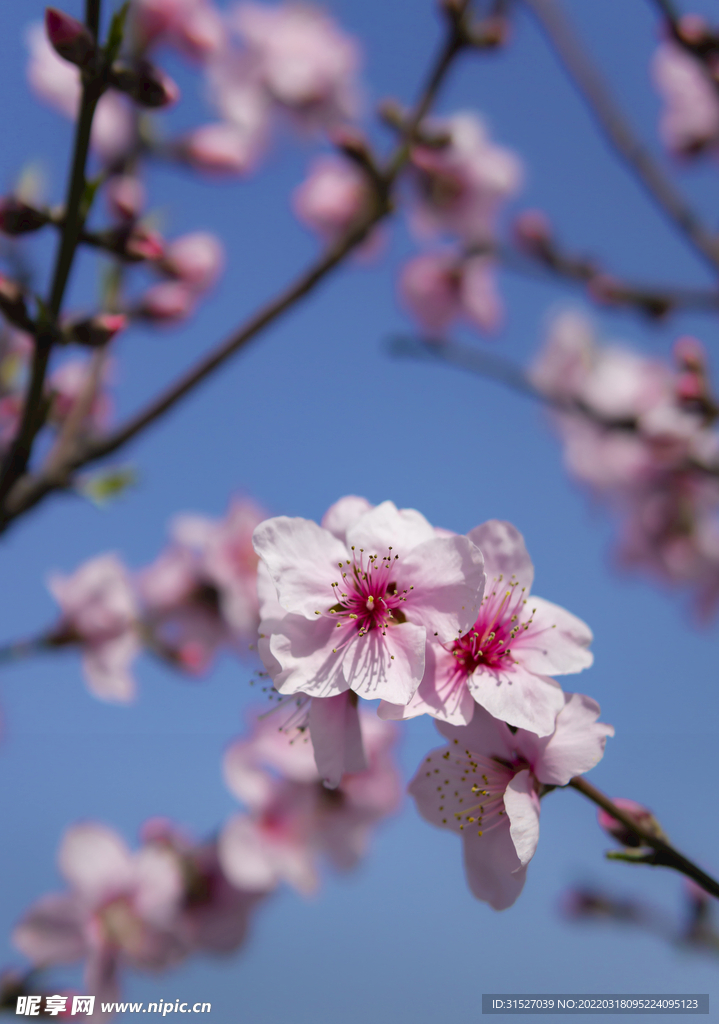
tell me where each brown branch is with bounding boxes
[523,0,719,273]
[0,2,475,532]
[569,775,719,901]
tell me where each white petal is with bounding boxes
[462,824,527,910]
[309,692,366,788]
[398,535,485,641]
[467,665,565,737]
[467,520,534,590]
[346,500,435,553]
[504,769,540,867]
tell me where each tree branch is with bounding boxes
[523,0,719,272]
[569,775,719,901]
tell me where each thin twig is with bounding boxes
[523,0,719,272]
[569,775,719,901]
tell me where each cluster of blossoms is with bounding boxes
[652,16,719,157]
[532,310,719,614]
[47,498,267,701]
[11,707,400,1009]
[254,495,612,907]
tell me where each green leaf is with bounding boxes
[76,465,138,507]
[105,2,131,64]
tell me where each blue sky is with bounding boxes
[0,1,718,1020]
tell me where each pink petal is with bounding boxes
[467,664,565,737]
[525,691,614,786]
[82,632,139,704]
[504,769,540,867]
[218,815,280,892]
[436,704,516,764]
[381,643,475,725]
[13,893,87,965]
[467,520,534,591]
[398,535,485,642]
[59,824,133,902]
[253,516,348,619]
[345,500,435,553]
[515,597,593,676]
[268,614,348,697]
[320,495,373,542]
[462,823,527,910]
[341,621,426,704]
[309,691,366,788]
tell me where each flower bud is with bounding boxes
[512,209,552,256]
[138,281,197,322]
[676,14,711,47]
[177,124,255,175]
[597,798,665,848]
[110,60,180,109]
[0,197,50,235]
[125,225,165,262]
[68,313,127,347]
[105,175,146,222]
[0,275,31,329]
[161,233,224,291]
[45,7,97,68]
[673,334,706,372]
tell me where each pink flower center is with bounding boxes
[325,547,409,651]
[448,575,535,674]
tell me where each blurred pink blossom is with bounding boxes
[399,251,502,335]
[161,232,225,291]
[219,708,401,893]
[14,823,186,1002]
[652,42,719,155]
[409,112,522,242]
[48,554,140,703]
[137,280,198,322]
[132,0,225,61]
[409,694,613,909]
[293,155,373,241]
[228,2,362,129]
[381,519,593,736]
[105,176,147,222]
[177,122,262,174]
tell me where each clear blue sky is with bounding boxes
[0,1,718,1021]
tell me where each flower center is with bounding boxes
[447,575,535,674]
[324,547,409,651]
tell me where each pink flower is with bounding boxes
[132,0,225,61]
[137,280,198,322]
[161,232,225,292]
[399,251,501,335]
[652,42,719,155]
[293,155,372,241]
[253,499,486,706]
[26,24,136,164]
[140,820,267,955]
[409,694,614,909]
[14,824,186,1000]
[48,555,140,703]
[177,122,262,174]
[381,520,592,735]
[219,709,401,892]
[139,498,265,669]
[409,112,522,242]
[229,2,362,128]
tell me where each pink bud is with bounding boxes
[126,225,165,262]
[512,209,552,253]
[676,370,705,402]
[597,798,664,848]
[111,60,180,108]
[178,124,256,175]
[676,14,710,47]
[45,7,96,67]
[138,281,197,322]
[69,313,128,347]
[587,273,624,305]
[162,232,224,291]
[105,175,146,221]
[673,334,706,372]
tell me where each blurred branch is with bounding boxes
[523,0,719,272]
[0,1,106,503]
[0,1,478,531]
[569,775,719,900]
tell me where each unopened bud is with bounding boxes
[137,281,197,322]
[110,60,180,108]
[68,312,127,347]
[472,16,509,48]
[0,197,50,236]
[673,334,706,372]
[0,275,31,330]
[676,14,711,47]
[125,225,165,262]
[161,232,224,291]
[105,175,146,222]
[45,7,97,67]
[177,124,255,175]
[597,798,665,848]
[512,209,553,255]
[331,126,372,163]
